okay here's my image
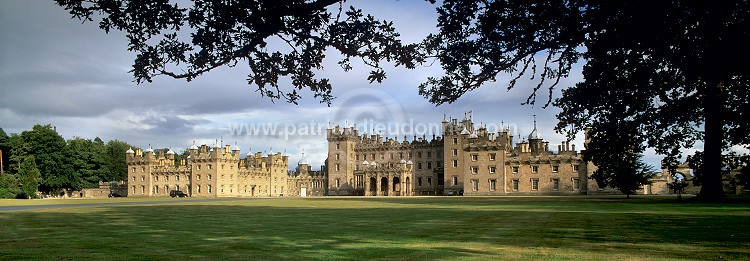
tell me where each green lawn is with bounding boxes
[1,196,748,260]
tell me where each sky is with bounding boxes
[0,0,671,169]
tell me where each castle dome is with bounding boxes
[460,128,470,135]
[190,141,199,150]
[145,145,154,153]
[406,160,413,165]
[370,161,377,166]
[362,160,370,165]
[246,150,253,157]
[298,153,309,165]
[399,159,407,164]
[232,143,240,151]
[166,148,175,155]
[528,129,542,140]
[125,147,134,154]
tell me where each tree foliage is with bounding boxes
[106,140,134,181]
[17,155,41,199]
[424,0,750,201]
[55,0,423,105]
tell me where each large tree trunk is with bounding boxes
[699,82,727,202]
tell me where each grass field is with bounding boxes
[1,196,749,260]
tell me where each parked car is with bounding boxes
[169,190,187,198]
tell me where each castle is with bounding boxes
[126,142,326,197]
[125,114,611,197]
[326,115,596,196]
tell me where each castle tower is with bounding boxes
[327,125,357,195]
[528,115,544,155]
[444,117,471,195]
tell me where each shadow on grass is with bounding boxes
[1,199,749,260]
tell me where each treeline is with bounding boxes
[0,124,133,199]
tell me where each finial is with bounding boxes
[533,114,537,129]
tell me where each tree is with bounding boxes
[67,137,110,189]
[421,1,750,202]
[105,140,134,181]
[0,127,8,174]
[55,0,423,105]
[17,155,41,199]
[20,125,75,194]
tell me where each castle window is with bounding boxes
[531,179,539,190]
[141,185,145,194]
[197,164,201,170]
[489,153,496,161]
[197,185,201,193]
[427,162,432,170]
[355,165,359,171]
[452,160,458,168]
[164,185,168,193]
[141,176,145,181]
[472,180,479,191]
[390,153,394,160]
[427,177,432,187]
[453,149,458,156]
[336,154,340,160]
[155,176,159,182]
[336,178,340,187]
[166,176,169,182]
[208,174,212,180]
[197,175,201,181]
[336,143,340,150]
[154,186,158,194]
[532,166,539,173]
[553,179,560,190]
[513,180,519,191]
[438,161,442,168]
[399,153,403,159]
[380,153,384,160]
[176,175,180,181]
[141,167,145,172]
[208,185,212,193]
[221,164,224,170]
[573,165,579,172]
[335,164,340,172]
[452,176,458,186]
[427,151,432,158]
[573,178,580,191]
[230,174,233,180]
[132,186,136,194]
[356,154,360,161]
[471,154,478,161]
[221,185,224,193]
[408,152,412,159]
[553,165,559,172]
[132,167,136,173]
[453,137,458,144]
[418,177,423,187]
[512,166,519,173]
[490,179,497,191]
[390,163,394,168]
[471,166,478,174]
[489,166,497,174]
[208,164,212,170]
[417,162,422,170]
[372,153,376,160]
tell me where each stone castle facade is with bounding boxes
[126,113,676,198]
[327,115,599,196]
[126,142,326,197]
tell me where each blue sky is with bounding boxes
[0,0,675,169]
